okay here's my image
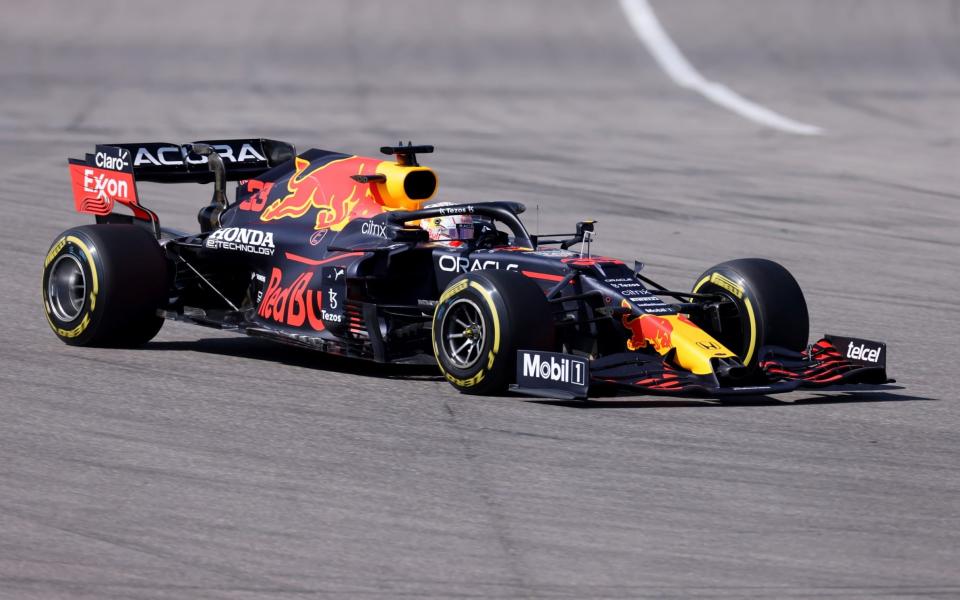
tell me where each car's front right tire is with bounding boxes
[42,224,168,347]
[691,258,809,373]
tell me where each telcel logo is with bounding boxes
[522,353,585,386]
[847,341,881,363]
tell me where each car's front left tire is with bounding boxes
[433,269,555,395]
[42,224,168,347]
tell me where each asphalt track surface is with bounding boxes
[2,1,959,598]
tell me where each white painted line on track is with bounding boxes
[618,0,824,136]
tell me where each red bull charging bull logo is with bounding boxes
[621,299,674,352]
[259,156,386,231]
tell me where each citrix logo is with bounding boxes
[361,221,387,238]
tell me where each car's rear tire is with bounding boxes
[42,224,168,347]
[691,258,808,372]
[433,269,555,395]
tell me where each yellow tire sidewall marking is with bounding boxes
[432,278,503,389]
[42,235,99,339]
[694,273,757,365]
[468,281,500,355]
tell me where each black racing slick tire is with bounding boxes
[692,258,808,372]
[433,269,556,395]
[42,224,168,347]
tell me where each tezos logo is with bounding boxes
[522,353,586,386]
[438,205,474,216]
[206,227,275,255]
[847,341,881,363]
[322,289,343,323]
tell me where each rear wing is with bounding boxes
[108,138,296,183]
[67,138,296,233]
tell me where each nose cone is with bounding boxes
[713,357,749,381]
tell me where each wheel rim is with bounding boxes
[698,284,750,362]
[48,254,86,322]
[440,298,486,370]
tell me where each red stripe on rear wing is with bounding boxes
[67,145,151,221]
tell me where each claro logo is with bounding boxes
[437,255,519,273]
[95,148,128,171]
[522,353,586,386]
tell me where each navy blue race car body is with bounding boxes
[42,139,892,399]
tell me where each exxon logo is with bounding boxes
[522,353,585,386]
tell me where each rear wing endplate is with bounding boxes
[66,138,296,235]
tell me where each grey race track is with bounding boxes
[1,1,959,598]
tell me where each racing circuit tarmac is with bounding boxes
[2,1,959,598]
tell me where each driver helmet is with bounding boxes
[421,202,474,243]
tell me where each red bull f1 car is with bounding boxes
[42,139,892,399]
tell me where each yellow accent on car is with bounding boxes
[445,370,484,388]
[469,281,500,355]
[660,314,737,375]
[44,237,67,267]
[741,296,757,364]
[439,278,468,304]
[708,272,743,299]
[432,279,501,387]
[694,273,757,365]
[52,313,91,338]
[374,161,438,210]
[67,236,99,312]
[43,235,100,338]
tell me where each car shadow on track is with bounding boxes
[144,337,443,381]
[532,385,933,409]
[143,338,929,406]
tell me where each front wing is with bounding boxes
[513,336,891,399]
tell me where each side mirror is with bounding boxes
[560,220,597,250]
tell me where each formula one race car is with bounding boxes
[42,139,892,399]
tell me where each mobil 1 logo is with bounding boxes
[515,350,589,399]
[826,334,886,367]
